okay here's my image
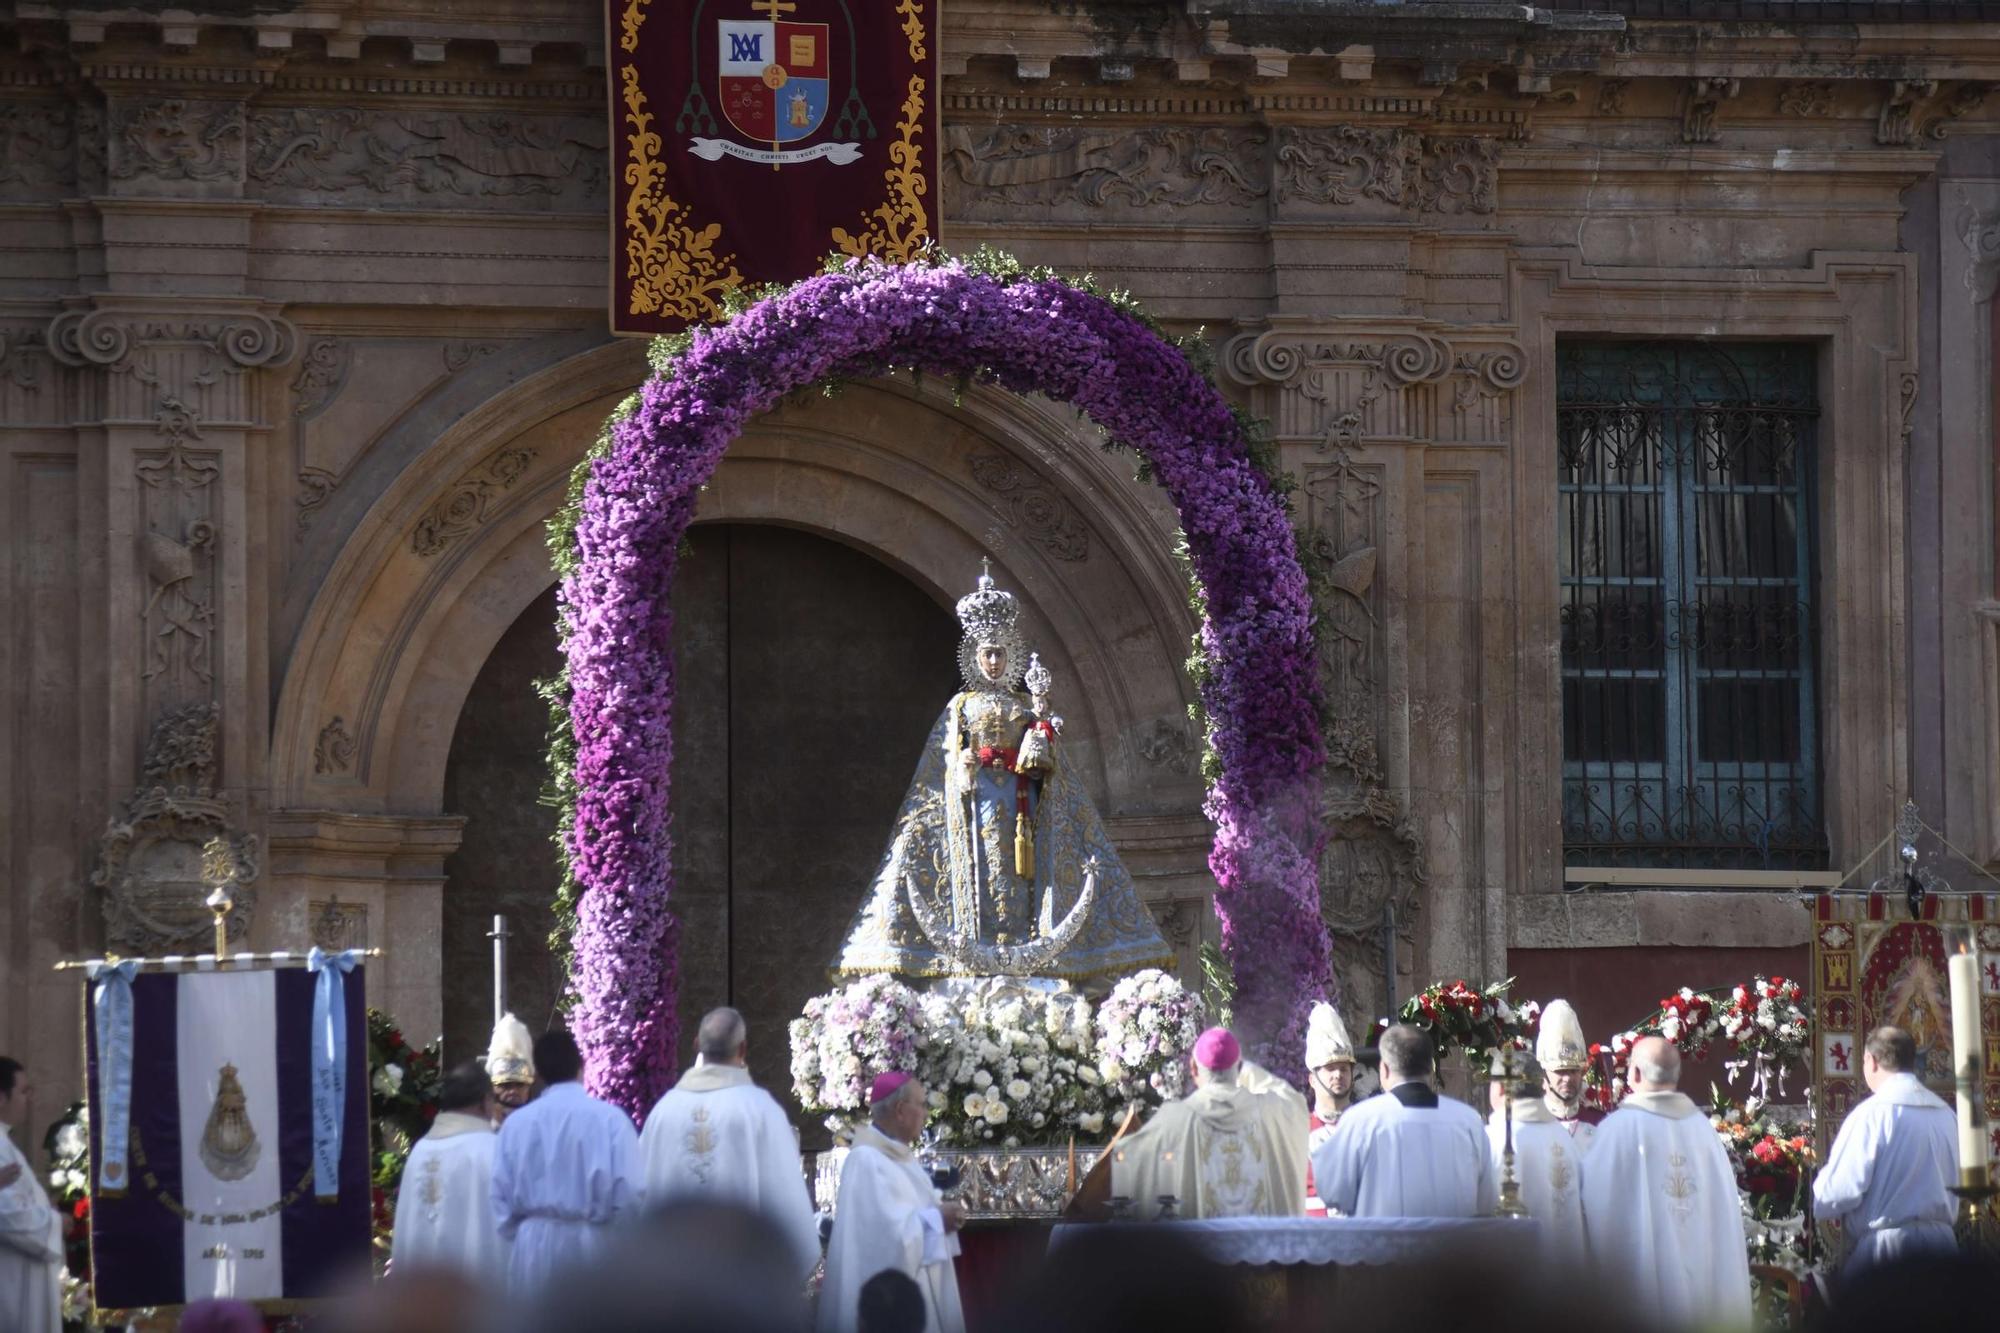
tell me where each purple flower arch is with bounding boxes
[558,258,1333,1117]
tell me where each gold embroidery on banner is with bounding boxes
[832,74,930,262]
[620,62,742,320]
[199,1063,261,1182]
[896,0,927,61]
[620,0,655,54]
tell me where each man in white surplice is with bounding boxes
[0,1057,62,1333]
[1581,1036,1751,1329]
[1813,1025,1959,1275]
[1312,1024,1495,1218]
[391,1060,508,1282]
[819,1072,966,1333]
[638,1007,819,1280]
[492,1029,642,1296]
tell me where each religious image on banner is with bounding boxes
[1812,894,2000,1161]
[81,958,371,1315]
[609,0,938,333]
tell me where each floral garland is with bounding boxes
[550,251,1330,1116]
[1588,975,1811,1108]
[1392,977,1537,1066]
[787,970,1200,1148]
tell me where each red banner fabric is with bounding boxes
[608,0,939,334]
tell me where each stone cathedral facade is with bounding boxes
[3,1,1998,1118]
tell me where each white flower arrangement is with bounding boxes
[1093,968,1206,1124]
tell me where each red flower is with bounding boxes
[387,1029,405,1049]
[72,1198,89,1220]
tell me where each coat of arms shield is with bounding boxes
[717,17,832,146]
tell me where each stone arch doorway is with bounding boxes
[440,523,958,1111]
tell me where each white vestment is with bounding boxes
[0,1128,62,1333]
[1110,1078,1308,1219]
[391,1112,508,1283]
[1812,1072,1959,1273]
[819,1124,964,1333]
[491,1082,642,1295]
[1487,1100,1585,1266]
[1312,1086,1496,1219]
[1580,1091,1751,1330]
[638,1062,820,1279]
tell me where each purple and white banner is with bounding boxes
[84,963,371,1311]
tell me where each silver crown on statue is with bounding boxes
[955,559,1019,640]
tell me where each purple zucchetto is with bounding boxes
[1193,1027,1242,1070]
[869,1071,915,1105]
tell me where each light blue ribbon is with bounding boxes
[86,960,139,1193]
[307,947,360,1199]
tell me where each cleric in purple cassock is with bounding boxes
[491,1030,641,1295]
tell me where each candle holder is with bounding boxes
[1948,1166,2000,1255]
[1488,1046,1530,1219]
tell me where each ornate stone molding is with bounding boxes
[0,102,78,193]
[1777,82,1835,118]
[1877,79,1938,147]
[138,400,220,703]
[247,108,608,209]
[296,467,338,531]
[967,453,1090,562]
[48,305,298,372]
[944,124,1266,209]
[92,703,259,954]
[1271,126,1498,215]
[411,445,536,557]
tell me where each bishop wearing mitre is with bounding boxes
[1581,1037,1751,1329]
[391,1060,508,1282]
[638,1008,820,1281]
[485,1012,537,1126]
[1110,1028,1308,1219]
[1536,1000,1604,1146]
[820,1072,967,1333]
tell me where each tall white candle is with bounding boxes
[1947,939,1988,1176]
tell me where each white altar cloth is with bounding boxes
[1048,1217,1541,1267]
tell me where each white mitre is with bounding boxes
[1304,1002,1354,1068]
[485,1011,534,1086]
[1535,999,1589,1072]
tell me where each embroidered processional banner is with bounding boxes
[79,956,371,1315]
[608,0,939,334]
[1810,893,2000,1160]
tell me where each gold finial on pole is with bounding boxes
[1489,1045,1530,1219]
[200,835,237,962]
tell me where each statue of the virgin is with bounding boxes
[832,563,1175,983]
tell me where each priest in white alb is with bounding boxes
[1812,1025,1959,1274]
[819,1072,966,1333]
[1580,1036,1751,1329]
[1313,1024,1495,1218]
[491,1029,642,1295]
[391,1060,507,1282]
[1109,1027,1307,1220]
[638,1007,820,1281]
[0,1058,61,1333]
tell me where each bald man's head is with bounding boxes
[697,1008,748,1066]
[1628,1036,1680,1092]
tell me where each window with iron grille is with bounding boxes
[1557,341,1826,870]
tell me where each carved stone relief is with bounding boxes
[48,307,297,432]
[310,899,369,951]
[314,716,357,775]
[943,124,1266,208]
[1149,896,1208,959]
[1596,80,1628,116]
[411,445,536,557]
[1681,78,1741,144]
[967,453,1090,562]
[247,109,608,208]
[1922,83,1989,140]
[1137,719,1199,777]
[1274,127,1498,215]
[110,98,246,187]
[0,103,77,193]
[137,400,220,706]
[1777,82,1835,118]
[93,703,260,954]
[1877,79,1938,147]
[291,337,351,419]
[1224,327,1523,448]
[443,340,502,372]
[296,467,338,530]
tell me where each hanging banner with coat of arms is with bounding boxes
[609,0,938,334]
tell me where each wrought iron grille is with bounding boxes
[1557,342,1826,870]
